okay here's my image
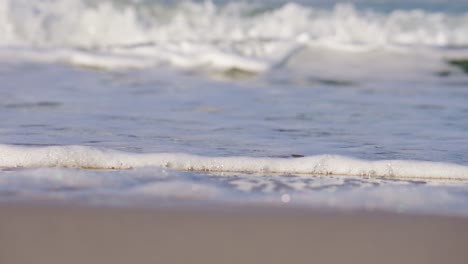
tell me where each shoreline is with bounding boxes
[1,203,467,264]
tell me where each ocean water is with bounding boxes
[1,0,468,215]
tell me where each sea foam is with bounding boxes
[1,0,468,71]
[1,144,467,180]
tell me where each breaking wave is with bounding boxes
[1,0,468,71]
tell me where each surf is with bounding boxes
[1,0,468,71]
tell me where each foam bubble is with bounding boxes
[1,144,467,180]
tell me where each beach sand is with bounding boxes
[1,203,468,264]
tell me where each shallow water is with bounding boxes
[1,0,468,215]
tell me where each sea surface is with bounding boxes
[1,0,468,215]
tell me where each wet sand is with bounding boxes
[1,203,468,264]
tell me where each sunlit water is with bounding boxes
[1,0,468,215]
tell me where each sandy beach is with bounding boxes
[1,203,467,264]
[1,1,468,263]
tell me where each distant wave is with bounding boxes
[1,0,468,71]
[1,144,468,180]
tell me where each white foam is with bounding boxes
[1,0,468,71]
[1,144,467,180]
